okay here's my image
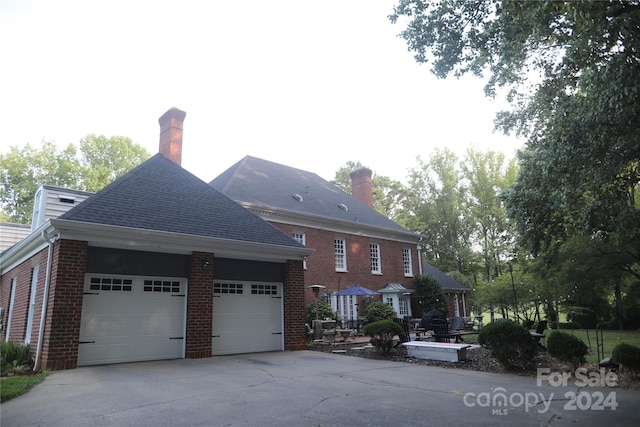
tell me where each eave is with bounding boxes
[241,203,421,244]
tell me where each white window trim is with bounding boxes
[293,232,307,269]
[334,238,347,272]
[403,247,414,277]
[24,265,39,343]
[370,243,382,275]
[5,278,17,341]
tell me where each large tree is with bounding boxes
[390,1,639,280]
[1,136,150,223]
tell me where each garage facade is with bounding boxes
[78,275,187,366]
[211,281,283,355]
[0,149,313,371]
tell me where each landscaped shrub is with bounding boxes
[612,343,640,373]
[0,341,33,375]
[363,302,397,323]
[307,300,339,325]
[478,320,537,371]
[546,331,588,369]
[363,320,405,357]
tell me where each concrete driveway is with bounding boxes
[1,351,637,426]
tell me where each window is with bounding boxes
[5,278,17,342]
[385,296,394,306]
[334,238,347,271]
[399,295,409,317]
[25,266,39,343]
[293,232,307,269]
[370,243,381,274]
[403,248,413,277]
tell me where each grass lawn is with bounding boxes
[461,327,640,364]
[0,371,50,402]
[563,329,640,364]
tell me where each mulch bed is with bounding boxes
[307,339,640,391]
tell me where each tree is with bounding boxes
[331,161,410,220]
[405,150,473,273]
[414,274,448,315]
[1,137,150,223]
[390,1,639,244]
[461,149,518,281]
[390,1,640,314]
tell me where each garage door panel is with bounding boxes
[78,275,186,366]
[212,282,283,356]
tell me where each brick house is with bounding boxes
[210,157,423,325]
[0,108,312,370]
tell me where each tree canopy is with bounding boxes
[1,136,150,223]
[390,0,639,273]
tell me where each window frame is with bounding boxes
[334,238,347,272]
[403,247,413,277]
[292,232,307,269]
[370,243,382,274]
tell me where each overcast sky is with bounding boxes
[1,0,523,184]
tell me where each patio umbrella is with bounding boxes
[335,284,379,296]
[335,285,379,332]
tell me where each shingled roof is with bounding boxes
[210,156,416,238]
[58,154,305,249]
[422,262,468,291]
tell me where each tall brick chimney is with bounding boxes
[159,107,186,165]
[350,167,373,207]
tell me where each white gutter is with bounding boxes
[33,230,59,372]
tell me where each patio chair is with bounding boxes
[430,318,456,343]
[530,320,548,349]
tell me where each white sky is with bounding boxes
[0,0,522,184]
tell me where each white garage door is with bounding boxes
[211,281,283,355]
[78,275,186,366]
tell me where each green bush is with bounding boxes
[478,320,537,371]
[307,300,339,325]
[612,343,640,372]
[363,302,397,323]
[363,320,405,357]
[0,341,33,375]
[546,331,588,369]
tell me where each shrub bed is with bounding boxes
[546,330,588,369]
[478,320,537,371]
[363,319,405,357]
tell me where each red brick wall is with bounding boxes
[283,259,306,351]
[271,223,419,306]
[0,248,48,344]
[186,251,213,358]
[41,239,87,370]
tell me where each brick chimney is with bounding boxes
[159,107,186,165]
[350,167,373,207]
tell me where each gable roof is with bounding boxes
[55,154,310,255]
[422,262,468,291]
[210,156,417,240]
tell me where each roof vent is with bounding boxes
[292,193,303,202]
[338,203,349,211]
[58,195,76,204]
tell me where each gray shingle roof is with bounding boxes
[210,156,415,236]
[59,154,304,248]
[422,262,468,291]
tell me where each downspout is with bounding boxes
[462,291,467,317]
[417,237,423,275]
[33,230,59,372]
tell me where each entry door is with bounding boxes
[211,282,283,355]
